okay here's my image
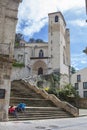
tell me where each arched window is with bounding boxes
[55,16,58,22]
[39,50,44,57]
[38,67,43,75]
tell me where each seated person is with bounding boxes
[9,105,17,118]
[16,103,26,112]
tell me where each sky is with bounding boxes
[16,0,87,70]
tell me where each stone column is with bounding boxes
[0,0,21,121]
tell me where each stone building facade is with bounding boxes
[14,12,71,87]
[0,0,20,121]
[71,68,87,98]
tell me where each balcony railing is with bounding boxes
[30,57,49,59]
[0,43,11,56]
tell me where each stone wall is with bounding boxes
[0,61,12,121]
[78,98,87,108]
[71,68,87,98]
[11,67,31,81]
[0,0,20,121]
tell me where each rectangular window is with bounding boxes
[51,40,52,44]
[0,89,5,99]
[76,91,79,96]
[77,75,81,82]
[75,83,78,90]
[83,82,87,89]
[18,54,23,62]
[84,91,87,98]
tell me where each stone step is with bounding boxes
[10,98,56,107]
[11,88,37,94]
[9,107,73,121]
[17,107,67,113]
[10,80,74,121]
[9,113,71,117]
[11,93,44,99]
[9,115,72,121]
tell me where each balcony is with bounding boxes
[30,57,49,60]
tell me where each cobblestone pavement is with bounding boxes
[0,116,87,130]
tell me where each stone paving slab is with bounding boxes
[0,109,87,130]
[0,116,87,130]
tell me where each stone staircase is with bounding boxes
[9,80,78,121]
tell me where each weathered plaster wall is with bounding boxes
[0,0,20,121]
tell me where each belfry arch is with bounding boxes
[0,0,21,121]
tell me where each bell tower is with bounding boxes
[48,12,70,87]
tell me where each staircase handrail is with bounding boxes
[22,80,79,117]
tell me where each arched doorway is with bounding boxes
[32,60,47,75]
[38,67,43,75]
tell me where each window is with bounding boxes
[51,55,53,58]
[83,82,87,89]
[76,91,79,95]
[39,50,44,57]
[77,75,81,82]
[0,89,5,99]
[18,54,23,62]
[55,16,58,22]
[32,49,34,57]
[63,53,65,64]
[75,83,78,90]
[84,91,87,98]
[51,40,52,44]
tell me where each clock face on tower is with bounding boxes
[55,16,58,22]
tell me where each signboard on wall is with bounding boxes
[0,89,5,99]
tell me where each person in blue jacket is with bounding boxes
[16,103,26,112]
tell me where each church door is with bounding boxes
[38,67,43,75]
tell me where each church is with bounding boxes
[13,11,70,87]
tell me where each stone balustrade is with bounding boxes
[22,80,79,117]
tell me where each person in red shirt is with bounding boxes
[9,106,18,118]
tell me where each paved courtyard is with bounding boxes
[0,116,87,130]
[0,109,87,130]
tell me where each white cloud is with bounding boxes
[16,0,85,36]
[68,20,87,27]
[23,18,48,36]
[71,53,87,70]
